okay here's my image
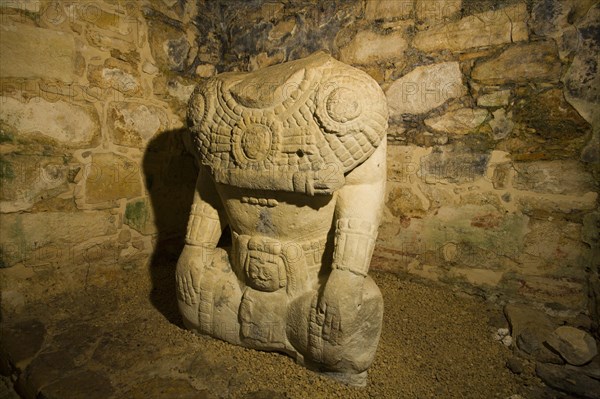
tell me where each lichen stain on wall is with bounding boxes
[0,0,598,332]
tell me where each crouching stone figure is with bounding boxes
[177,51,388,386]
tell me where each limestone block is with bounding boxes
[386,145,427,183]
[147,19,190,72]
[364,0,413,20]
[179,52,388,385]
[87,58,141,96]
[0,211,115,267]
[518,220,589,277]
[0,96,100,146]
[385,62,466,117]
[419,144,489,184]
[503,88,592,160]
[339,30,408,65]
[0,154,74,213]
[108,102,169,147]
[385,182,430,217]
[413,3,528,52]
[477,90,511,107]
[85,28,137,55]
[424,108,489,134]
[84,153,142,204]
[0,23,78,81]
[415,0,462,27]
[472,42,561,84]
[513,160,596,195]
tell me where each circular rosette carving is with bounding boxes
[232,116,281,168]
[314,73,387,138]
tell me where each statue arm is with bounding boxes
[176,165,227,306]
[316,141,386,344]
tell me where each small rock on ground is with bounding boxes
[545,326,598,366]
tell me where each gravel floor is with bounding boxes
[1,260,562,399]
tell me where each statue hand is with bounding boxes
[176,245,208,306]
[317,269,365,345]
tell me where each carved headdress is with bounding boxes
[188,51,388,195]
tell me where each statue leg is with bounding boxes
[286,276,383,386]
[179,247,243,346]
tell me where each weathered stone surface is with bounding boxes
[413,3,528,52]
[477,90,511,107]
[77,7,136,37]
[562,3,600,163]
[0,23,78,81]
[420,144,489,183]
[0,211,115,267]
[181,52,387,384]
[504,303,563,363]
[386,62,466,116]
[0,97,99,146]
[386,145,428,183]
[488,109,514,140]
[166,80,195,103]
[425,205,528,262]
[536,362,600,399]
[415,0,462,27]
[563,2,600,124]
[84,153,142,204]
[365,0,413,20]
[472,42,562,84]
[108,102,169,147]
[87,58,141,96]
[386,182,430,217]
[582,212,600,247]
[268,18,296,41]
[85,28,137,55]
[572,357,600,380]
[546,326,598,366]
[518,220,588,278]
[124,198,156,235]
[424,108,488,134]
[195,64,216,78]
[147,18,190,72]
[516,192,598,214]
[0,154,74,213]
[516,88,590,138]
[339,30,408,65]
[513,160,597,195]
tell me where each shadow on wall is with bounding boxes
[142,127,198,326]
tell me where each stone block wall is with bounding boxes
[0,0,207,305]
[1,0,598,334]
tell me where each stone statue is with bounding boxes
[177,51,388,386]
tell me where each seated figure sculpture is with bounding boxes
[177,51,388,385]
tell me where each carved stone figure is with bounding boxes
[177,51,388,386]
